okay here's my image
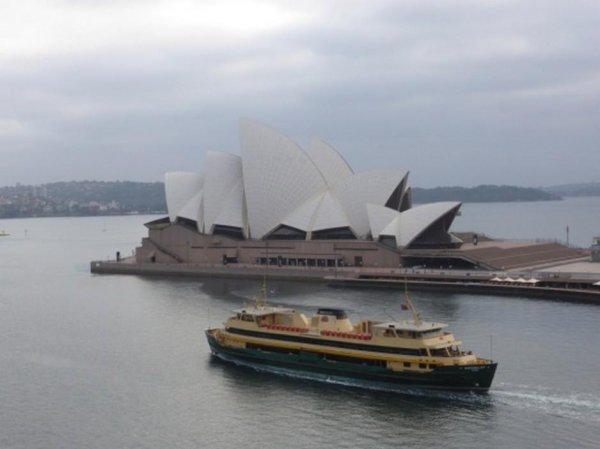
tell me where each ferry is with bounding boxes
[206,286,497,392]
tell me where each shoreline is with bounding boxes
[90,260,600,304]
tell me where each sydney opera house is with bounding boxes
[135,119,463,269]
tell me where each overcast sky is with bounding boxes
[1,0,599,188]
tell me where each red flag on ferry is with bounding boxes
[401,303,409,310]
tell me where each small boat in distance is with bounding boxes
[0,230,9,236]
[206,284,497,392]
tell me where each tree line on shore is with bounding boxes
[1,180,598,219]
[0,181,165,218]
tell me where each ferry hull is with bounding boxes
[206,330,497,392]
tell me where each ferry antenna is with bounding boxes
[206,283,213,329]
[207,299,211,330]
[255,239,269,308]
[403,277,422,325]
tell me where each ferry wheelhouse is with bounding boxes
[206,288,497,391]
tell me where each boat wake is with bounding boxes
[213,353,600,420]
[493,383,600,422]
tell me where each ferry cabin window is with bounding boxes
[419,363,427,369]
[383,329,395,337]
[420,329,442,338]
[241,314,255,322]
[403,362,411,368]
[430,348,450,357]
[395,330,412,338]
[317,309,347,319]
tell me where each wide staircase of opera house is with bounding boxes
[457,240,587,270]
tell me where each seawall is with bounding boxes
[90,260,331,281]
[91,260,600,304]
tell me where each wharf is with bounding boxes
[91,259,331,281]
[325,275,600,304]
[91,259,600,304]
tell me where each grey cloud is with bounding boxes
[1,0,599,187]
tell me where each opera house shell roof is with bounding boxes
[164,119,461,249]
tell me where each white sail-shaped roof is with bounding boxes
[177,191,204,227]
[212,179,245,232]
[311,191,351,232]
[281,190,351,235]
[307,139,353,188]
[240,118,327,239]
[380,201,461,248]
[333,170,408,238]
[203,151,243,232]
[281,192,324,232]
[165,172,204,223]
[367,204,401,240]
[162,120,462,248]
[399,186,413,212]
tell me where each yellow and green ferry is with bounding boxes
[206,287,497,392]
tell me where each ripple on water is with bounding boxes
[493,382,600,423]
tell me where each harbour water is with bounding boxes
[1,198,599,449]
[454,196,600,248]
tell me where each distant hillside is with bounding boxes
[44,181,166,210]
[542,182,600,197]
[0,181,166,218]
[412,185,561,204]
[0,181,564,219]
